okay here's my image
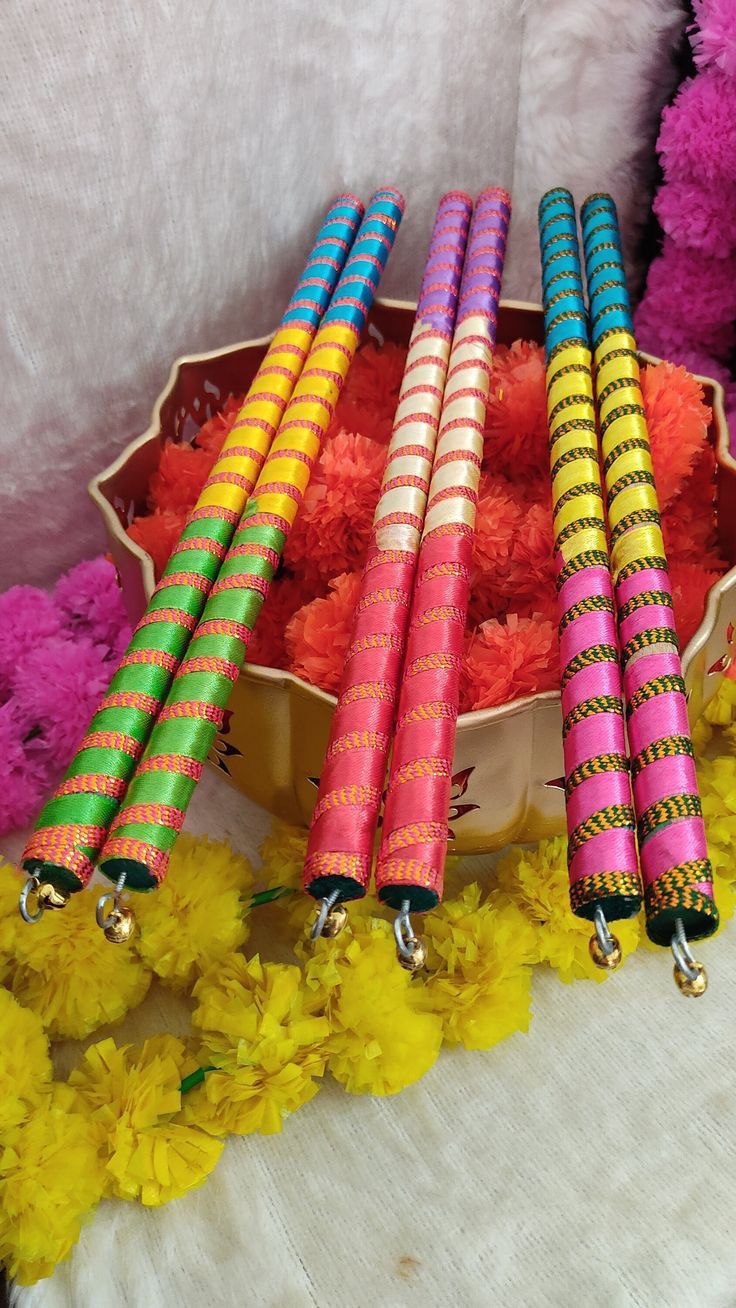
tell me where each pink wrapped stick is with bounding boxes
[303,192,473,915]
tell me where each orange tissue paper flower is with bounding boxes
[483,341,549,482]
[642,362,710,507]
[670,560,724,646]
[247,573,324,670]
[128,509,188,580]
[334,340,407,444]
[285,571,362,694]
[148,442,216,516]
[461,614,560,713]
[283,430,385,585]
[469,475,525,623]
[193,394,244,457]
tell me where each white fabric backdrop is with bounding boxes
[4,771,734,1308]
[1,0,683,589]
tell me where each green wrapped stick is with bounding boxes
[98,189,405,891]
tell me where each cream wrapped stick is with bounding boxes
[302,191,473,940]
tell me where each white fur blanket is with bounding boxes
[1,0,683,590]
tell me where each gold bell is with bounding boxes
[36,882,70,911]
[321,903,348,938]
[397,937,427,974]
[673,960,708,997]
[102,905,136,944]
[589,932,623,971]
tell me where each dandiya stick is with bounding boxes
[302,191,472,933]
[580,192,717,994]
[374,187,511,960]
[19,195,365,905]
[537,188,640,971]
[97,190,404,901]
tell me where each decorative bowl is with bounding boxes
[89,300,736,853]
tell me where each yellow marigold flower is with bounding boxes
[704,676,736,726]
[697,754,736,876]
[493,836,640,983]
[421,885,536,1050]
[0,989,52,1135]
[0,1082,104,1285]
[259,821,308,890]
[135,833,251,992]
[11,888,151,1039]
[304,920,443,1095]
[692,716,713,757]
[0,859,23,985]
[69,1034,222,1206]
[187,954,329,1135]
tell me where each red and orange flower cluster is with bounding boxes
[128,339,726,713]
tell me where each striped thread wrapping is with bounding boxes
[375,187,512,912]
[538,187,640,923]
[98,190,404,890]
[302,190,473,903]
[21,195,365,892]
[580,192,717,946]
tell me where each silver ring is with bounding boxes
[310,888,340,940]
[19,877,43,924]
[394,898,418,960]
[671,917,699,982]
[594,905,616,957]
[96,870,128,931]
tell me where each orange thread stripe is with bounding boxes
[326,730,389,761]
[119,649,178,672]
[187,505,239,525]
[397,701,457,728]
[112,803,185,832]
[385,821,447,854]
[304,851,370,880]
[419,561,469,583]
[312,784,382,822]
[431,448,483,472]
[363,549,414,570]
[29,822,105,846]
[173,536,227,558]
[346,632,402,661]
[136,754,204,779]
[340,681,396,705]
[196,619,250,642]
[226,543,281,567]
[216,445,263,462]
[99,691,159,715]
[178,655,239,681]
[405,652,462,677]
[428,484,478,508]
[21,836,94,881]
[157,701,224,726]
[211,572,270,598]
[381,475,429,493]
[156,572,211,593]
[137,608,197,632]
[79,730,142,757]
[389,757,452,786]
[98,837,169,880]
[376,857,437,887]
[385,444,433,462]
[355,587,409,614]
[417,604,465,625]
[54,774,127,799]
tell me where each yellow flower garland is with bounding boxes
[2,690,736,1284]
